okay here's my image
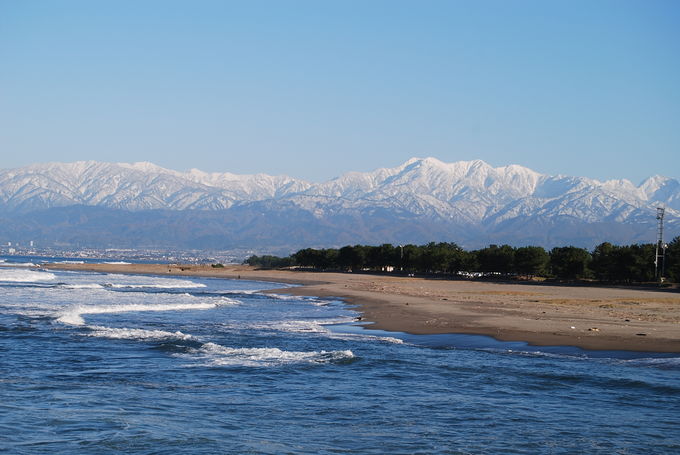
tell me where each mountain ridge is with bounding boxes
[1,158,678,251]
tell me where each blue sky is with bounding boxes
[1,0,678,183]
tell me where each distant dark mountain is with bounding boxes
[1,158,678,252]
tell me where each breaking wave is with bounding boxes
[58,283,105,289]
[0,262,38,268]
[214,290,331,305]
[85,326,194,341]
[57,299,238,326]
[221,318,405,344]
[103,281,207,289]
[178,342,355,367]
[0,269,56,282]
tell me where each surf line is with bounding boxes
[56,301,235,326]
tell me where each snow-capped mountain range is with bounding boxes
[1,158,678,251]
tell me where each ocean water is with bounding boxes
[1,260,679,454]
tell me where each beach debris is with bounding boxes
[588,327,600,332]
[636,333,647,336]
[570,326,576,329]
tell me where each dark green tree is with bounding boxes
[401,244,421,273]
[323,248,339,270]
[665,236,680,282]
[293,248,328,269]
[420,242,442,273]
[364,244,397,271]
[549,246,591,280]
[444,243,467,274]
[378,243,398,270]
[338,245,366,271]
[619,244,655,283]
[476,244,515,274]
[514,246,549,276]
[590,242,617,281]
[460,249,479,273]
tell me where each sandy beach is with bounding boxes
[43,263,680,353]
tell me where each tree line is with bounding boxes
[245,237,680,284]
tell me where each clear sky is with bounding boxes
[1,0,678,183]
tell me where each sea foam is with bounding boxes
[58,283,105,290]
[0,269,56,282]
[86,325,194,341]
[104,281,207,289]
[180,342,355,367]
[57,300,236,326]
[0,262,38,268]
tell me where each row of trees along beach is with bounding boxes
[245,237,680,284]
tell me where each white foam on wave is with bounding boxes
[85,325,194,341]
[331,331,405,344]
[180,342,354,367]
[212,291,329,306]
[0,262,37,268]
[57,299,238,326]
[617,357,680,369]
[258,293,331,305]
[260,293,304,301]
[222,317,404,344]
[211,290,304,299]
[277,317,357,333]
[501,349,582,360]
[55,260,85,264]
[0,268,56,282]
[59,283,104,289]
[216,296,240,306]
[274,320,331,333]
[102,261,131,265]
[498,349,680,371]
[209,289,261,296]
[221,317,352,333]
[105,281,207,289]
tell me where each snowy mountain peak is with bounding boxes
[640,175,676,195]
[0,157,678,249]
[0,158,678,246]
[118,161,172,174]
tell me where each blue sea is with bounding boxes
[1,257,679,454]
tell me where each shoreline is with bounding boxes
[42,263,680,353]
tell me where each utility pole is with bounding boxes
[398,244,404,272]
[655,207,666,281]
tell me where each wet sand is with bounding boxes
[44,263,680,353]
